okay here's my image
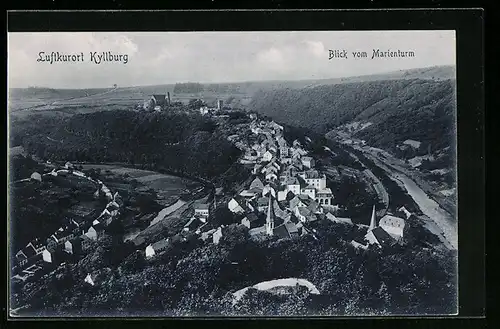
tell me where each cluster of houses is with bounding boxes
[12,162,123,282]
[141,117,344,259]
[222,118,345,239]
[351,205,409,250]
[144,201,215,259]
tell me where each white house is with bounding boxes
[64,162,74,169]
[145,244,155,258]
[85,226,98,240]
[285,177,301,196]
[84,273,95,286]
[300,185,316,200]
[228,198,245,214]
[261,151,273,162]
[277,190,290,202]
[378,214,406,240]
[299,170,327,190]
[64,240,73,254]
[146,238,169,257]
[42,249,52,263]
[213,227,223,244]
[398,206,412,219]
[316,188,334,206]
[194,203,210,218]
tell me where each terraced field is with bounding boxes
[79,164,201,206]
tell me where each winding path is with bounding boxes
[232,278,320,305]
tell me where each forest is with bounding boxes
[11,217,457,316]
[10,110,241,180]
[249,78,455,153]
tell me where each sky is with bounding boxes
[8,31,456,89]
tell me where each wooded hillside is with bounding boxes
[249,78,456,152]
[10,110,241,180]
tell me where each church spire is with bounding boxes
[369,205,377,231]
[266,193,275,236]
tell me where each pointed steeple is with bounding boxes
[266,193,275,236]
[369,205,377,231]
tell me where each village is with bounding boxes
[139,100,411,259]
[12,161,124,285]
[11,96,412,290]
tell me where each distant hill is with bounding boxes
[248,74,456,155]
[8,65,455,114]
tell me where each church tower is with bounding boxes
[266,193,275,236]
[368,205,377,232]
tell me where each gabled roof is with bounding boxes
[370,227,395,246]
[298,207,313,217]
[284,221,299,235]
[273,224,290,239]
[152,94,166,105]
[250,177,265,190]
[379,215,406,229]
[306,200,321,212]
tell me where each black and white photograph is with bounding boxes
[8,29,459,317]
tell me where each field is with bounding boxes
[79,164,201,206]
[8,65,454,119]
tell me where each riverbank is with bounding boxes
[361,151,457,250]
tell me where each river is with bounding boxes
[392,173,457,250]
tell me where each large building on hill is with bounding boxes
[146,92,171,110]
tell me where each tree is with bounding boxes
[212,207,240,226]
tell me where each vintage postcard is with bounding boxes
[8,29,460,317]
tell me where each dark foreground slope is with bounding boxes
[248,78,456,152]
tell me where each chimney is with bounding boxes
[167,92,171,105]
